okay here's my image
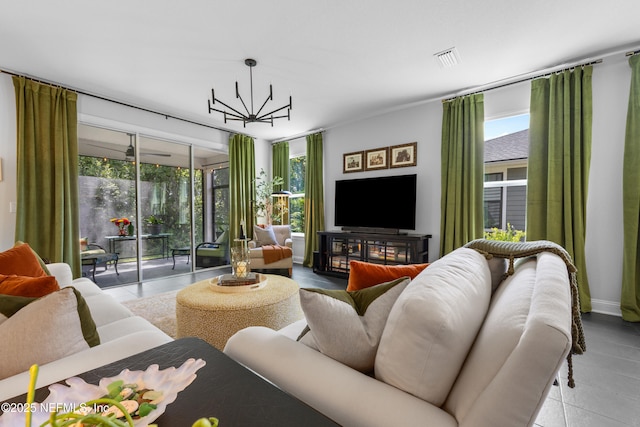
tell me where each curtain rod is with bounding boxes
[0,68,258,139]
[442,58,603,103]
[270,128,325,144]
[626,49,640,57]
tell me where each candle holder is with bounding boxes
[231,246,251,278]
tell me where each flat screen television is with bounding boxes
[334,174,417,233]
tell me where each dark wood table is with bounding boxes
[4,338,339,426]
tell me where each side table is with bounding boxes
[171,247,191,269]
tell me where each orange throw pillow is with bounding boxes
[0,274,60,298]
[347,261,430,291]
[0,243,48,277]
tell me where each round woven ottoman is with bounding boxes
[176,274,303,350]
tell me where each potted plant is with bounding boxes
[146,215,163,235]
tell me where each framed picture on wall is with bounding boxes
[343,151,364,173]
[365,148,389,171]
[390,142,417,168]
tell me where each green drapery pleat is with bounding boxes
[228,134,255,243]
[621,55,640,321]
[527,67,593,312]
[272,141,290,191]
[12,76,80,277]
[303,133,325,267]
[439,93,485,256]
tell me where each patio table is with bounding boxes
[105,233,171,258]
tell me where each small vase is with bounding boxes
[127,223,135,236]
[118,228,127,236]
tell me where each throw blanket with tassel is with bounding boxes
[464,239,586,388]
[261,245,293,264]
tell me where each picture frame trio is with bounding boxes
[343,141,417,173]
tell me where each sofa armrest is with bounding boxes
[0,330,171,402]
[284,238,293,248]
[46,263,73,287]
[224,327,456,427]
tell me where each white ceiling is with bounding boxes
[1,0,639,142]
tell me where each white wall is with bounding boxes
[324,101,443,259]
[587,54,631,315]
[0,75,17,250]
[323,52,633,316]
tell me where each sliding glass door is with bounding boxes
[138,136,192,280]
[78,124,228,286]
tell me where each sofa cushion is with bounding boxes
[0,287,100,380]
[347,260,429,291]
[0,243,49,277]
[443,253,572,425]
[14,240,51,275]
[375,247,492,406]
[0,274,60,298]
[271,225,291,246]
[253,225,278,246]
[298,277,410,372]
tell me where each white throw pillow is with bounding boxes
[375,247,492,406]
[0,287,100,380]
[298,277,410,372]
[253,225,278,247]
[271,225,291,246]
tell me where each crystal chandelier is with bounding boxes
[208,58,292,127]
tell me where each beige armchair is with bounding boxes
[248,225,293,277]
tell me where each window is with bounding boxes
[483,114,529,233]
[289,155,305,233]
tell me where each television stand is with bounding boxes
[314,231,431,278]
[341,227,405,235]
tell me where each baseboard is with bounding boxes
[590,298,621,317]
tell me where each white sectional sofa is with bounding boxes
[0,263,172,402]
[225,243,580,427]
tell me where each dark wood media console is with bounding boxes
[314,230,431,278]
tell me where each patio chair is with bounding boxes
[195,231,229,268]
[81,243,119,281]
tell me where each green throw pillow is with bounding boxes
[297,276,410,372]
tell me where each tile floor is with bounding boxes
[102,264,640,426]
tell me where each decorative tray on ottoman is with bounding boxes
[210,273,268,293]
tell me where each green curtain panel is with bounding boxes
[228,133,255,243]
[622,55,640,322]
[272,141,290,191]
[527,67,593,312]
[303,132,325,267]
[439,93,485,256]
[12,76,81,277]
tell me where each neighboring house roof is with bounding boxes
[484,129,529,163]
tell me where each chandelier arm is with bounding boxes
[255,84,274,117]
[208,105,248,122]
[255,95,273,117]
[255,103,292,121]
[235,81,252,116]
[209,96,249,119]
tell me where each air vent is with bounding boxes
[434,47,460,68]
